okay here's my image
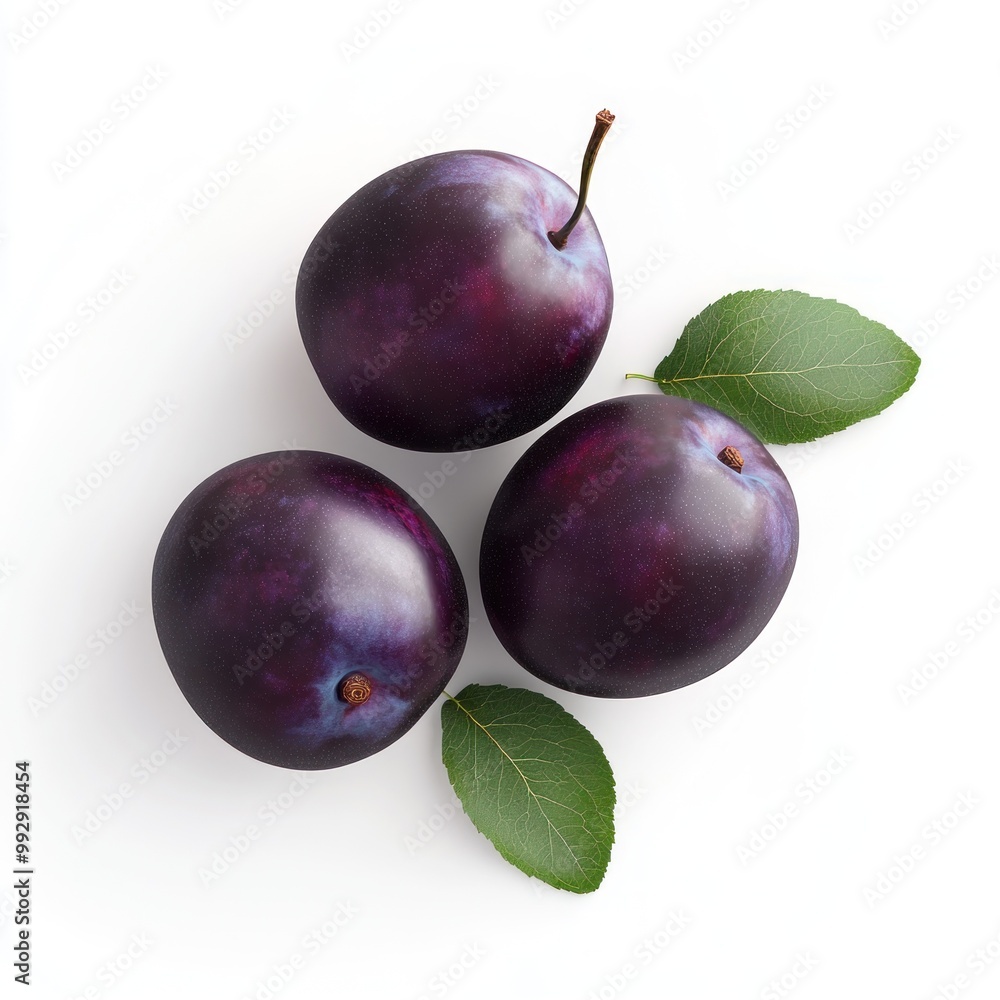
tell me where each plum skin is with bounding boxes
[296,149,613,452]
[151,451,468,768]
[479,395,798,698]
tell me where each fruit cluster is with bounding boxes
[152,110,797,770]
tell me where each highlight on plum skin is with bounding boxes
[151,450,469,769]
[479,394,799,699]
[295,120,615,453]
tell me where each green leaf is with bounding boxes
[441,684,615,893]
[631,289,920,444]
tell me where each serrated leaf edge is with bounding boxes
[635,289,921,444]
[442,684,614,894]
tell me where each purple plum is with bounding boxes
[479,395,798,698]
[151,451,468,768]
[296,112,615,452]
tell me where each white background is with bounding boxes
[3,0,1000,997]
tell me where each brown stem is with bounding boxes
[338,672,372,705]
[548,109,615,251]
[717,447,744,473]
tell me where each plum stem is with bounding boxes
[548,109,615,251]
[717,446,744,473]
[624,373,658,383]
[338,672,372,705]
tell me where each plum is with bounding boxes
[151,451,468,768]
[296,112,615,452]
[479,394,798,698]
